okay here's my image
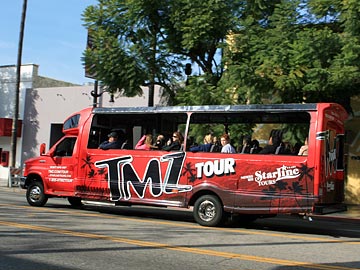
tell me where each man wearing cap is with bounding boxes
[98,131,122,150]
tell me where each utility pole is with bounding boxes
[11,0,28,171]
[148,22,158,108]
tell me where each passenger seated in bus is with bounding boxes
[292,142,302,155]
[186,136,197,150]
[238,136,251,153]
[298,137,308,155]
[98,131,123,150]
[259,130,282,154]
[250,139,262,153]
[135,134,154,150]
[220,134,236,153]
[153,134,166,150]
[162,131,184,151]
[189,133,214,152]
[210,136,222,152]
[282,142,293,155]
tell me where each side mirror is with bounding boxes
[40,143,46,156]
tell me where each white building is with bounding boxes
[0,64,78,185]
[0,64,165,186]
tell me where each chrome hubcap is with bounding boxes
[29,186,41,202]
[198,200,216,222]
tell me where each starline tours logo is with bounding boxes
[241,165,301,186]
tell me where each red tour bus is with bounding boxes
[21,103,348,226]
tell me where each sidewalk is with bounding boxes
[1,186,359,223]
[310,204,360,223]
[0,186,25,193]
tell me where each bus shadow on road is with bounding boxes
[47,199,360,239]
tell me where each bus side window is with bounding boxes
[55,138,77,157]
[88,128,101,149]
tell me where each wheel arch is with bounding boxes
[188,189,224,208]
[24,173,44,188]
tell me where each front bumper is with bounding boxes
[20,177,27,189]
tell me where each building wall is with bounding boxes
[21,84,164,165]
[1,63,165,177]
[21,85,94,163]
[0,64,80,167]
[0,64,36,119]
[345,96,360,204]
[0,64,78,119]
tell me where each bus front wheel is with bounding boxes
[193,195,223,227]
[26,181,48,207]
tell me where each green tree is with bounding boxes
[169,0,239,77]
[220,0,360,111]
[83,0,245,106]
[82,0,360,110]
[329,0,360,113]
[82,0,183,106]
[174,0,279,105]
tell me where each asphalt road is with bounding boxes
[0,189,359,270]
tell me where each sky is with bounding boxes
[0,0,98,85]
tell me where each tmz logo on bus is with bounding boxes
[94,153,237,201]
[94,152,192,201]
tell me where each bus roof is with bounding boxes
[92,103,323,114]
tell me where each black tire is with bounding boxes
[67,197,83,207]
[193,195,224,227]
[26,181,48,207]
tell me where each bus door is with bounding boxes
[317,126,345,204]
[45,137,77,195]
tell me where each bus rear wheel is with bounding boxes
[26,181,48,207]
[193,195,223,227]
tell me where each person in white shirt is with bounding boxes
[220,134,236,153]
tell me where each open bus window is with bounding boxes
[87,112,188,150]
[87,109,310,155]
[187,111,310,155]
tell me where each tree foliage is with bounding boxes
[221,0,360,112]
[82,0,240,105]
[82,0,360,111]
[82,0,183,103]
